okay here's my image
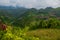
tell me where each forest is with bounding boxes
[0,6,60,40]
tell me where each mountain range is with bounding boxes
[0,6,60,26]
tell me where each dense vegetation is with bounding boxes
[0,6,60,40]
[0,26,60,40]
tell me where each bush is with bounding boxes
[0,26,40,40]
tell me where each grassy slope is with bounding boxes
[26,29,60,40]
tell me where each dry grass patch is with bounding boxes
[26,29,60,40]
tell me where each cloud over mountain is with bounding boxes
[0,0,60,9]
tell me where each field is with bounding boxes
[26,29,60,40]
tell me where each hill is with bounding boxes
[0,6,60,28]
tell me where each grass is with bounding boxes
[26,29,60,40]
[1,26,60,40]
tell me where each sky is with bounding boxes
[0,0,60,9]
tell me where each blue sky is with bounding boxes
[0,0,60,9]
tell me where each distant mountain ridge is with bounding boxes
[0,6,15,9]
[0,6,60,26]
[0,5,28,10]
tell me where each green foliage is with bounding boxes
[0,26,40,40]
[28,18,60,30]
[0,6,60,40]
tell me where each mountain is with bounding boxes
[0,6,60,27]
[0,6,28,24]
[0,6,15,9]
[0,5,28,17]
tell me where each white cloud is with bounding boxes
[0,0,60,9]
[45,0,60,7]
[0,0,10,5]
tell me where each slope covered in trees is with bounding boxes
[0,6,60,29]
[0,6,60,40]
